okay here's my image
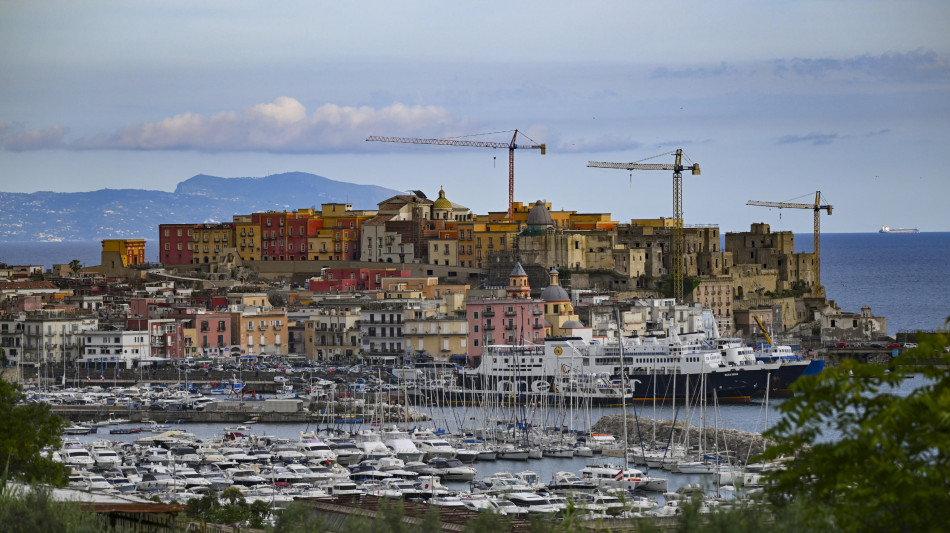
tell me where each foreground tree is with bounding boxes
[761,320,950,532]
[0,380,68,484]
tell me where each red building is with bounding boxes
[308,268,411,292]
[286,215,309,261]
[158,224,196,265]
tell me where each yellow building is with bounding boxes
[473,222,520,269]
[191,224,235,265]
[101,239,146,267]
[428,239,458,266]
[403,315,469,361]
[233,216,261,262]
[226,292,272,309]
[304,308,361,361]
[230,308,289,356]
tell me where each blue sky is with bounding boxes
[1,1,948,233]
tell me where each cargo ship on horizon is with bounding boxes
[879,225,919,234]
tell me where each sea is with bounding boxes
[1,232,947,334]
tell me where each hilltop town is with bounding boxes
[0,187,888,370]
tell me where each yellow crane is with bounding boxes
[366,130,545,221]
[747,191,833,296]
[588,149,701,301]
[753,314,774,346]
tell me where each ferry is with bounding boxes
[412,329,811,406]
[879,225,919,234]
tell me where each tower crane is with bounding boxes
[366,130,546,221]
[587,149,701,302]
[747,191,833,296]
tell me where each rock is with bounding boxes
[591,414,774,464]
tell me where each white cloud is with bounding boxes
[69,98,467,153]
[0,119,68,151]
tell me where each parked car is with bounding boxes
[887,343,901,349]
[902,343,918,349]
[836,342,848,348]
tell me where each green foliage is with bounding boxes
[761,318,950,532]
[0,485,105,533]
[271,501,328,532]
[0,380,68,484]
[185,489,270,527]
[657,275,699,298]
[68,260,82,274]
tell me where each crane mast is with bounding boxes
[588,149,701,302]
[747,191,833,296]
[367,130,545,221]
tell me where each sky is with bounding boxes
[1,0,948,234]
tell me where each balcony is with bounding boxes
[505,310,517,316]
[505,324,516,331]
[482,311,495,317]
[483,325,495,331]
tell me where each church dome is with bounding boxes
[526,200,553,226]
[541,284,569,302]
[562,320,584,329]
[432,188,452,209]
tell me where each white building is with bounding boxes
[80,330,149,368]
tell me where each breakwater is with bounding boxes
[592,414,773,464]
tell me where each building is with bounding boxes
[101,239,146,269]
[359,303,408,363]
[303,307,361,361]
[126,318,186,360]
[465,264,546,361]
[230,308,289,356]
[20,310,99,366]
[80,330,149,369]
[158,224,196,265]
[190,224,235,265]
[403,314,469,363]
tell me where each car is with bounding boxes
[274,376,288,383]
[836,342,849,348]
[148,403,167,411]
[887,343,901,349]
[902,343,918,349]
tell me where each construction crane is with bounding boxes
[366,130,545,221]
[747,191,833,296]
[587,149,701,302]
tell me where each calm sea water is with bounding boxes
[1,234,947,334]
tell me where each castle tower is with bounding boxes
[507,262,531,299]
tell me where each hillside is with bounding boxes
[0,173,402,242]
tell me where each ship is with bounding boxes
[409,329,812,406]
[879,225,919,234]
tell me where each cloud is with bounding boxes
[866,128,891,137]
[0,119,68,151]
[773,49,950,82]
[776,133,839,146]
[650,62,737,79]
[68,98,468,153]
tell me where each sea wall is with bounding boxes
[592,414,774,464]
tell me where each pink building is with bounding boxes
[466,262,545,362]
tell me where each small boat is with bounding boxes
[110,427,143,435]
[63,424,94,435]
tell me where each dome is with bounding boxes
[562,320,584,329]
[540,284,569,302]
[526,200,553,226]
[432,188,452,209]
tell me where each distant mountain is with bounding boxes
[0,172,403,242]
